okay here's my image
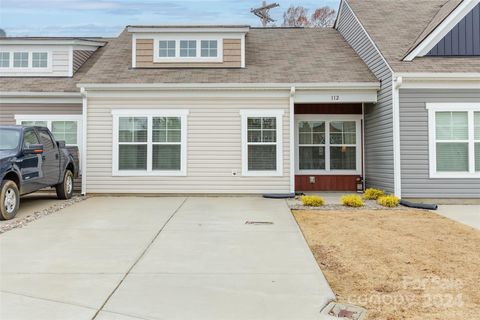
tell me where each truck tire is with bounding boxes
[0,180,20,220]
[56,170,74,200]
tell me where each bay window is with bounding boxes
[296,116,361,174]
[427,104,480,178]
[112,110,188,176]
[241,110,284,176]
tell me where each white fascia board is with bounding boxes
[0,39,106,47]
[404,0,480,61]
[127,26,250,34]
[398,73,480,89]
[77,82,380,91]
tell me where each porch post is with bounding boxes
[289,86,296,194]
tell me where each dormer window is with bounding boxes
[0,52,9,68]
[159,40,175,57]
[13,52,28,68]
[32,52,48,68]
[179,40,197,57]
[201,40,217,57]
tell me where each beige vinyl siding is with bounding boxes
[51,50,70,76]
[135,39,241,68]
[0,103,82,124]
[86,92,290,194]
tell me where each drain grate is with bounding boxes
[245,221,274,225]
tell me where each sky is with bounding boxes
[0,0,340,37]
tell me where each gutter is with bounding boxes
[0,91,81,98]
[77,82,380,91]
[392,75,403,198]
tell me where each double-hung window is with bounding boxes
[241,110,283,176]
[428,104,480,178]
[15,115,81,147]
[296,116,361,174]
[112,110,188,176]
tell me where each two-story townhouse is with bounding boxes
[0,37,107,184]
[336,0,480,200]
[77,26,380,195]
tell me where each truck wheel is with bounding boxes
[56,170,74,200]
[0,180,20,220]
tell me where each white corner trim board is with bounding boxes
[81,88,88,195]
[240,109,284,177]
[392,76,402,197]
[404,0,480,61]
[426,103,480,179]
[289,87,296,193]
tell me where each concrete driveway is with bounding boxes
[436,205,480,230]
[0,196,334,320]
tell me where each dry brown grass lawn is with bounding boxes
[293,209,480,320]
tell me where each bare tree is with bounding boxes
[281,5,336,28]
[282,6,310,27]
[311,7,337,28]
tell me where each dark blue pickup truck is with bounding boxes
[0,125,79,220]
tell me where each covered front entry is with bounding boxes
[294,103,364,192]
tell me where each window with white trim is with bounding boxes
[296,116,361,174]
[112,110,188,176]
[241,110,283,176]
[180,40,196,57]
[201,40,218,57]
[0,52,10,68]
[16,117,80,146]
[32,52,48,68]
[159,40,176,57]
[13,52,28,68]
[427,104,480,178]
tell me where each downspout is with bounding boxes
[80,87,88,195]
[289,86,296,194]
[393,76,403,197]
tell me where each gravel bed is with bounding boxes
[0,196,87,234]
[288,198,408,211]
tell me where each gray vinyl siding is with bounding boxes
[86,91,291,194]
[427,3,480,56]
[0,103,83,190]
[0,103,82,124]
[336,2,395,193]
[400,89,480,198]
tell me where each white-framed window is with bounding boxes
[179,40,197,57]
[32,52,48,68]
[13,52,29,68]
[201,40,218,57]
[427,103,480,178]
[112,109,188,176]
[158,40,176,57]
[295,115,362,175]
[241,110,284,176]
[0,50,51,71]
[0,52,10,68]
[15,115,83,172]
[152,36,223,63]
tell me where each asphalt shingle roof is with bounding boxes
[347,0,480,72]
[79,28,377,85]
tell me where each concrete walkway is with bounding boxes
[0,196,334,320]
[436,205,480,230]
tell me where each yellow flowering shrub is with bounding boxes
[341,194,365,207]
[301,195,325,207]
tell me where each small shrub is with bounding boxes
[377,195,400,207]
[301,195,325,207]
[363,188,385,200]
[341,194,364,207]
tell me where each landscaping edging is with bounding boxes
[0,195,87,234]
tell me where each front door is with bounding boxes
[295,115,363,191]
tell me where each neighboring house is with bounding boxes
[77,26,379,194]
[335,0,480,199]
[0,37,106,183]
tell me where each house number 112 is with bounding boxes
[331,95,340,101]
